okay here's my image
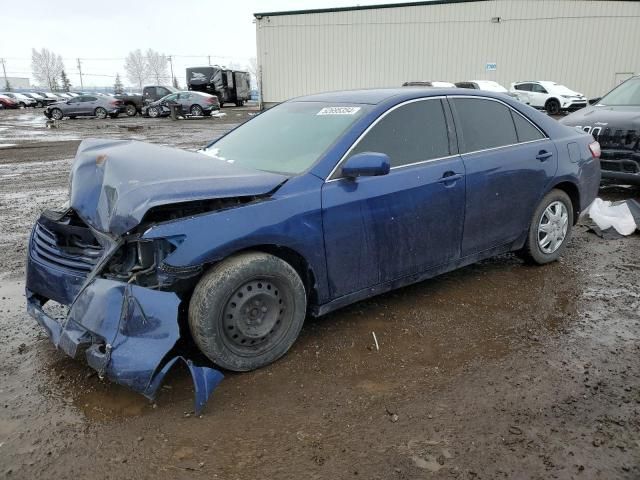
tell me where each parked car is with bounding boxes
[455,80,521,100]
[22,92,48,107]
[187,66,251,107]
[0,94,19,109]
[510,81,587,114]
[114,93,144,116]
[33,92,61,106]
[0,92,36,108]
[44,95,123,120]
[142,91,220,118]
[55,92,73,99]
[402,81,456,88]
[561,75,640,185]
[25,88,601,403]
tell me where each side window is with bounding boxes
[452,98,518,152]
[164,94,178,102]
[515,83,531,92]
[84,96,97,102]
[531,84,547,94]
[345,99,450,169]
[510,111,545,142]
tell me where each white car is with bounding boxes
[510,81,587,115]
[454,80,523,101]
[402,81,456,88]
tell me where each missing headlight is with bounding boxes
[103,238,180,287]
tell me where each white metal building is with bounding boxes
[254,0,640,106]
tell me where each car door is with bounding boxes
[449,97,557,256]
[80,96,98,115]
[321,98,466,298]
[529,83,549,108]
[64,96,82,115]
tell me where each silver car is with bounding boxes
[44,94,123,120]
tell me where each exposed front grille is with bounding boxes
[32,223,103,274]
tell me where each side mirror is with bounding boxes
[341,152,390,178]
[588,97,601,105]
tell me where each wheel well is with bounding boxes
[545,97,560,107]
[237,245,318,306]
[552,181,580,224]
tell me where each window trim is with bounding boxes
[448,95,548,155]
[327,96,450,181]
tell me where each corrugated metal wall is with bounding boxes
[255,0,640,104]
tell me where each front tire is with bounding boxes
[50,108,63,120]
[147,106,160,118]
[518,189,573,265]
[94,107,107,119]
[189,252,307,371]
[545,99,561,115]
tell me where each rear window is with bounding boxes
[510,111,545,142]
[452,98,518,152]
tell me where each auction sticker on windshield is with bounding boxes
[317,106,361,115]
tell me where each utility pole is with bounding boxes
[0,58,8,89]
[168,55,174,83]
[76,58,84,90]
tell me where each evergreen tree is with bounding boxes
[4,79,11,92]
[60,70,71,92]
[114,73,124,94]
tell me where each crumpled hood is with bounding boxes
[69,139,288,236]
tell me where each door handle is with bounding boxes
[438,172,463,184]
[536,150,553,161]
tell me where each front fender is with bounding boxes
[142,174,330,303]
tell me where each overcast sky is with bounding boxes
[1,0,404,89]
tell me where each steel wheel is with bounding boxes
[50,108,63,120]
[94,107,107,119]
[190,104,204,116]
[537,200,568,254]
[222,278,289,355]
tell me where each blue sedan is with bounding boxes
[25,88,601,405]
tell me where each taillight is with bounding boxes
[207,97,217,104]
[589,141,601,158]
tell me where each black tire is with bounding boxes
[235,100,244,107]
[189,251,307,371]
[125,103,137,117]
[147,106,160,118]
[190,104,204,116]
[109,113,119,119]
[19,102,26,108]
[50,108,63,120]
[545,98,561,115]
[518,189,573,265]
[94,107,107,119]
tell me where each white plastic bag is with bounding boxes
[587,198,637,236]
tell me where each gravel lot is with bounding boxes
[0,107,638,479]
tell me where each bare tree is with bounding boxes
[124,49,148,89]
[31,48,64,91]
[146,49,168,84]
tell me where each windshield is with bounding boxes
[201,102,369,175]
[598,77,640,106]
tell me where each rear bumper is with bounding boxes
[25,217,222,412]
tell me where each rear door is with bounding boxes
[321,98,465,297]
[449,97,557,256]
[78,96,97,115]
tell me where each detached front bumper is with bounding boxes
[25,216,222,413]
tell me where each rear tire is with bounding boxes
[125,104,137,116]
[518,189,573,265]
[545,99,561,115]
[94,107,107,119]
[189,252,307,371]
[190,104,204,116]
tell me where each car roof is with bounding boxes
[291,87,515,105]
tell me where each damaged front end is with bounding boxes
[25,208,222,414]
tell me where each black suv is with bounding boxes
[561,76,640,185]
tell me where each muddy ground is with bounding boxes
[0,107,638,479]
